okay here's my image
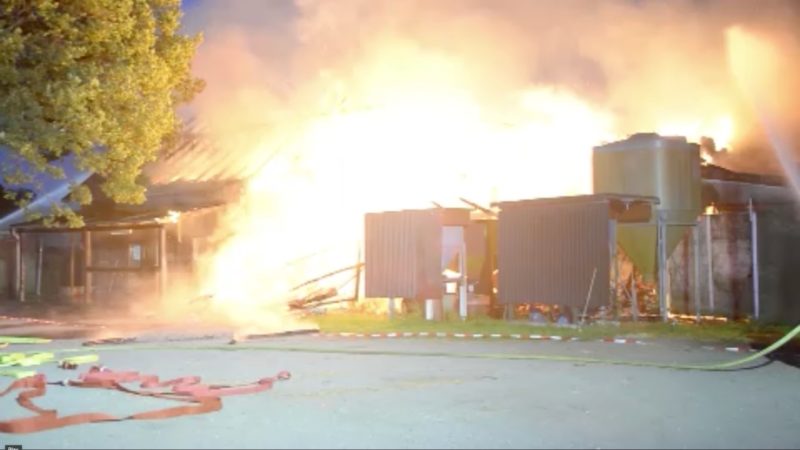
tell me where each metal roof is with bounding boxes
[143,124,284,185]
[701,163,785,187]
[10,204,223,233]
[492,193,660,209]
[594,133,694,153]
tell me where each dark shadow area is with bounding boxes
[750,339,800,370]
[764,352,800,369]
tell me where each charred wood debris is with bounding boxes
[189,263,365,313]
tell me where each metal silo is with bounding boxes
[593,133,702,279]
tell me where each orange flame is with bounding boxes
[187,41,741,328]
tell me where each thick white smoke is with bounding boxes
[183,0,800,173]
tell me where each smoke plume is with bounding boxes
[164,0,800,324]
[183,0,800,174]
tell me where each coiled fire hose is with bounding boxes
[42,322,800,371]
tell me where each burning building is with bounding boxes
[0,126,243,309]
[0,124,355,332]
[362,132,800,326]
[2,1,800,331]
[363,206,495,319]
[593,133,800,324]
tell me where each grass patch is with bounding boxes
[311,311,796,344]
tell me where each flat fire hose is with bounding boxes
[45,322,800,371]
[0,366,291,434]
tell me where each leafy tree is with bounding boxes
[0,0,203,226]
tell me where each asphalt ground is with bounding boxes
[2,334,799,449]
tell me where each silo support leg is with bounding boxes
[657,217,669,322]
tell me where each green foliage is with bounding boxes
[0,0,203,226]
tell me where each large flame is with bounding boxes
[657,115,735,152]
[184,35,748,331]
[188,45,624,331]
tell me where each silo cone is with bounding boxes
[617,227,693,282]
[593,133,702,282]
[617,227,657,281]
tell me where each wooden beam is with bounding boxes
[85,266,159,273]
[14,223,163,234]
[83,230,92,304]
[158,226,167,303]
[16,233,25,303]
[69,234,76,288]
[34,237,43,297]
[353,247,362,302]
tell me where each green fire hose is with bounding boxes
[0,336,52,344]
[39,322,800,372]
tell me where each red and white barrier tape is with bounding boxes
[312,331,755,353]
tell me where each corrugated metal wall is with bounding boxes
[364,209,471,300]
[497,198,610,309]
[758,208,800,324]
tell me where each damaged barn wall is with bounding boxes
[89,229,161,303]
[0,233,77,301]
[667,208,800,324]
[87,209,226,304]
[668,214,753,319]
[0,206,228,304]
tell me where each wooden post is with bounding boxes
[83,230,92,304]
[609,220,618,320]
[12,231,21,302]
[749,199,760,320]
[353,246,362,302]
[35,237,43,298]
[69,234,76,288]
[705,215,715,313]
[657,213,669,322]
[16,232,25,303]
[486,221,497,311]
[631,271,638,322]
[580,267,598,326]
[692,224,701,322]
[158,226,168,303]
[458,241,468,320]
